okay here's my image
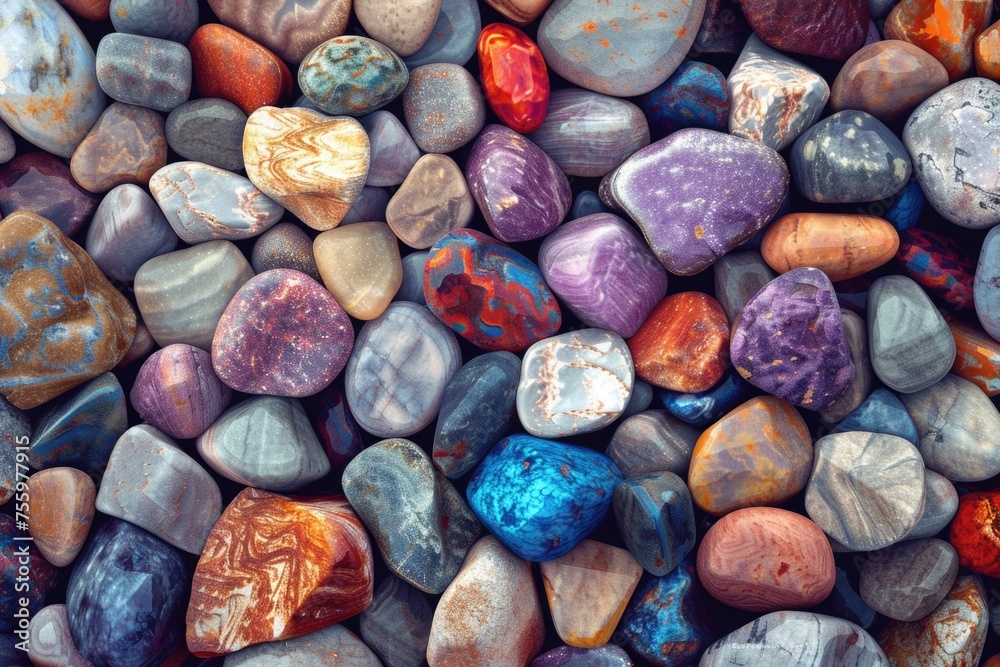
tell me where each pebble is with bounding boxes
[466,124,571,242]
[165,98,247,171]
[467,434,622,561]
[57,0,110,21]
[530,89,649,177]
[479,23,550,134]
[692,0,751,54]
[885,0,992,80]
[859,538,959,622]
[251,222,321,280]
[386,154,474,249]
[207,0,351,63]
[641,61,730,137]
[531,645,633,667]
[613,471,696,576]
[26,467,95,567]
[696,506,836,612]
[307,383,364,475]
[905,469,959,540]
[0,122,12,164]
[903,78,1000,228]
[196,395,330,491]
[606,410,698,478]
[868,275,957,393]
[977,18,1000,79]
[243,107,369,231]
[599,128,789,276]
[224,625,381,667]
[359,576,433,667]
[433,351,520,479]
[740,0,868,59]
[832,387,919,444]
[712,250,776,322]
[569,189,607,220]
[425,229,562,352]
[299,37,409,117]
[134,240,254,351]
[897,228,976,310]
[404,0,481,67]
[659,368,750,426]
[950,490,1000,577]
[188,23,293,114]
[69,102,167,193]
[976,225,1000,338]
[95,33,192,112]
[830,40,950,123]
[360,111,420,187]
[819,310,873,424]
[313,221,403,320]
[0,398,29,505]
[727,35,830,151]
[27,604,91,667]
[427,536,544,666]
[345,301,461,437]
[355,0,441,57]
[0,212,136,410]
[109,0,199,42]
[0,0,106,158]
[884,177,926,231]
[342,184,390,224]
[482,0,550,24]
[403,63,486,153]
[394,251,430,305]
[0,151,100,237]
[536,0,705,97]
[186,489,373,657]
[949,316,1000,395]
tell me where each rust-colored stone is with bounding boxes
[69,102,168,193]
[27,468,96,567]
[975,19,1000,79]
[885,0,993,80]
[948,316,1000,396]
[59,0,110,20]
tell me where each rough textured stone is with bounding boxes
[223,624,381,667]
[0,151,100,237]
[403,63,486,153]
[250,222,320,281]
[313,221,403,320]
[355,0,441,57]
[885,0,992,80]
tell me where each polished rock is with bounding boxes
[403,63,486,153]
[313,221,403,320]
[95,33,192,112]
[897,228,975,310]
[659,368,750,427]
[403,0,480,67]
[223,625,381,667]
[299,37,409,117]
[976,225,1000,339]
[27,604,91,667]
[818,310,874,424]
[27,467,95,567]
[740,0,868,59]
[478,22,550,134]
[948,316,1000,395]
[859,538,959,622]
[207,0,351,63]
[641,61,730,137]
[832,387,919,445]
[165,98,247,171]
[250,222,321,280]
[386,154,474,249]
[110,0,199,42]
[712,250,776,322]
[613,471,696,576]
[354,0,441,57]
[69,101,167,193]
[885,0,992,80]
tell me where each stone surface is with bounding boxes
[360,111,420,187]
[404,0,480,67]
[403,63,486,153]
[659,367,750,427]
[165,98,247,171]
[394,251,430,305]
[27,467,95,567]
[1,514,58,633]
[885,0,992,80]
[359,575,433,667]
[207,0,351,63]
[568,189,607,220]
[606,410,698,478]
[0,122,12,165]
[342,184,390,224]
[478,23,549,134]
[307,382,364,475]
[110,0,199,42]
[819,310,874,424]
[0,151,100,237]
[355,0,441,57]
[976,225,1000,338]
[223,624,381,667]
[897,228,975,310]
[977,18,1000,78]
[482,0,551,24]
[27,604,91,667]
[712,250,776,322]
[95,33,191,112]
[387,154,473,249]
[251,222,320,280]
[314,221,403,320]
[740,0,869,59]
[531,645,633,667]
[85,183,177,283]
[692,0,751,54]
[832,387,919,445]
[613,471,696,576]
[642,61,729,138]
[0,397,28,506]
[949,316,1000,395]
[69,102,167,194]
[859,538,959,622]
[949,490,1000,577]
[906,469,959,540]
[299,37,409,117]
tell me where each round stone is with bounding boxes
[298,37,409,116]
[69,102,167,194]
[976,225,1000,339]
[95,33,191,112]
[606,410,698,478]
[313,221,403,320]
[403,63,486,153]
[207,0,352,63]
[739,0,869,59]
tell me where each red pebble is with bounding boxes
[948,490,1000,578]
[478,23,550,134]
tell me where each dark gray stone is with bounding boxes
[165,99,247,171]
[859,538,959,622]
[606,410,699,478]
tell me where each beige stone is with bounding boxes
[314,222,402,320]
[387,154,474,249]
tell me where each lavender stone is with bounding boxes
[360,110,421,187]
[531,645,633,667]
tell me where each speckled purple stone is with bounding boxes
[731,267,855,411]
[539,213,668,338]
[530,645,634,667]
[599,127,788,276]
[466,124,572,243]
[130,344,232,440]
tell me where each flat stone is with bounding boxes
[360,111,420,187]
[478,23,550,134]
[109,0,199,42]
[659,368,751,426]
[165,98,247,171]
[860,538,959,622]
[313,221,403,320]
[359,576,433,667]
[299,37,409,117]
[606,410,698,477]
[27,467,95,567]
[393,251,429,305]
[740,0,868,59]
[251,222,321,281]
[387,154,473,249]
[897,228,975,311]
[27,605,91,667]
[95,33,191,112]
[403,63,486,153]
[641,61,730,137]
[0,151,100,237]
[531,645,632,667]
[712,250,776,322]
[354,0,441,57]
[832,387,919,445]
[207,0,352,63]
[70,102,167,193]
[818,310,874,424]
[976,225,1000,338]
[403,0,480,67]
[224,625,381,667]
[906,469,958,540]
[885,0,992,79]
[613,472,696,576]
[949,316,1000,395]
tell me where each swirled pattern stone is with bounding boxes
[299,36,408,116]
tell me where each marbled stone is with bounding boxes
[223,624,381,667]
[905,469,958,540]
[307,382,363,474]
[70,102,167,194]
[403,0,480,67]
[613,471,696,576]
[885,0,992,80]
[27,605,91,667]
[897,228,975,310]
[599,127,789,275]
[606,410,698,478]
[531,645,632,667]
[478,23,550,134]
[860,538,959,622]
[345,301,461,437]
[251,222,320,281]
[0,151,99,237]
[314,221,403,320]
[355,0,441,57]
[109,0,199,42]
[85,183,177,283]
[165,98,247,171]
[403,63,486,153]
[27,467,95,567]
[948,316,1000,395]
[659,367,750,427]
[207,0,352,63]
[712,250,776,322]
[95,33,191,112]
[976,225,1000,338]
[359,576,433,667]
[832,387,919,445]
[386,154,473,249]
[360,111,420,187]
[641,61,730,137]
[740,0,869,59]
[197,395,331,492]
[299,37,409,117]
[394,251,430,305]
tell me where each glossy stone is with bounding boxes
[606,410,698,478]
[568,190,607,220]
[818,310,873,424]
[404,0,481,67]
[85,184,177,283]
[832,387,919,445]
[110,0,199,42]
[116,320,155,370]
[59,0,110,21]
[599,128,789,275]
[860,538,959,622]
[0,212,135,409]
[820,568,877,631]
[949,316,1000,395]
[885,178,926,231]
[478,23,549,134]
[314,221,403,320]
[642,61,729,137]
[359,575,433,667]
[27,467,95,567]
[342,185,390,224]
[885,0,992,80]
[424,229,562,352]
[165,98,247,171]
[949,490,1000,577]
[868,275,957,393]
[186,489,373,657]
[223,625,381,667]
[27,604,91,667]
[0,152,99,237]
[906,469,959,540]
[95,33,191,112]
[207,0,351,63]
[345,301,461,437]
[355,0,441,57]
[251,222,321,281]
[660,368,750,427]
[299,37,409,117]
[977,225,1000,338]
[897,228,975,310]
[977,18,1000,78]
[360,111,420,187]
[531,645,633,667]
[386,154,473,249]
[613,472,696,576]
[692,0,751,54]
[394,251,430,305]
[403,63,486,153]
[712,250,776,322]
[740,0,868,59]
[69,102,167,193]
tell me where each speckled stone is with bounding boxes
[27,467,95,567]
[860,538,959,622]
[659,367,750,427]
[207,0,352,63]
[692,0,751,54]
[299,37,409,117]
[403,0,481,67]
[606,410,699,478]
[251,222,321,281]
[403,63,486,153]
[355,0,441,57]
[976,225,1000,339]
[712,250,776,322]
[832,387,919,445]
[394,251,429,305]
[642,61,730,137]
[531,645,633,667]
[223,624,381,667]
[906,469,958,540]
[27,605,91,667]
[69,102,167,193]
[345,301,461,438]
[387,154,474,249]
[886,0,992,80]
[110,0,199,42]
[0,121,13,165]
[819,310,874,424]
[313,221,403,320]
[165,98,247,171]
[359,575,433,667]
[613,472,696,576]
[95,33,192,112]
[360,111,420,187]
[0,151,100,237]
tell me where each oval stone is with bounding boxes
[0,151,100,237]
[386,154,473,249]
[606,410,698,478]
[313,221,403,320]
[906,469,959,541]
[859,538,959,622]
[165,98,247,172]
[976,225,1000,339]
[109,0,199,42]
[95,33,191,112]
[69,101,167,193]
[299,36,408,116]
[740,0,868,59]
[206,0,351,63]
[403,0,480,68]
[403,63,486,153]
[26,467,95,567]
[354,0,441,57]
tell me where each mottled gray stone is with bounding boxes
[359,575,433,667]
[110,0,199,42]
[904,470,958,540]
[95,33,191,112]
[0,120,15,165]
[402,0,480,68]
[606,410,699,478]
[360,110,421,187]
[251,222,320,280]
[392,251,429,305]
[0,395,29,505]
[820,310,874,425]
[223,624,381,667]
[860,538,959,622]
[165,98,247,171]
[712,250,776,322]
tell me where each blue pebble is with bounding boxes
[393,251,430,306]
[831,387,918,445]
[660,368,749,426]
[467,434,622,562]
[568,190,608,221]
[403,0,481,68]
[883,178,924,232]
[614,472,696,576]
[622,379,654,417]
[641,61,730,137]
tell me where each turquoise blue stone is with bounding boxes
[659,368,749,426]
[642,62,730,137]
[298,36,409,116]
[403,0,481,68]
[884,178,925,232]
[614,472,696,576]
[67,520,187,667]
[0,515,57,632]
[817,567,876,630]
[620,558,712,667]
[832,387,918,445]
[467,434,622,562]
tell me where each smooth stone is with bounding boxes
[355,0,441,57]
[197,395,330,492]
[820,310,874,424]
[537,0,705,97]
[1,515,57,632]
[697,507,836,612]
[85,184,177,283]
[165,98,247,171]
[805,431,926,551]
[641,61,730,137]
[727,35,830,151]
[740,0,868,59]
[0,121,12,164]
[830,40,950,123]
[424,229,561,352]
[359,576,433,667]
[0,211,135,409]
[900,373,1000,482]
[659,367,750,426]
[860,538,959,622]
[531,645,633,667]
[619,559,712,667]
[599,127,789,276]
[885,177,926,231]
[897,228,976,310]
[343,438,481,594]
[96,425,222,554]
[790,111,911,204]
[134,240,254,351]
[977,18,1000,79]
[427,536,544,667]
[539,213,667,338]
[386,154,474,249]
[712,250,776,322]
[949,316,1000,395]
[466,124,571,242]
[27,605,91,667]
[478,23,549,134]
[0,397,29,505]
[360,111,420,187]
[207,0,352,63]
[0,0,106,157]
[403,0,480,67]
[131,344,232,440]
[885,0,992,80]
[185,489,373,657]
[27,467,95,567]
[69,102,167,193]
[307,383,363,474]
[28,373,127,477]
[819,568,877,631]
[481,0,552,24]
[467,434,622,562]
[731,267,855,409]
[517,329,634,438]
[903,78,1000,228]
[689,396,812,516]
[832,387,919,445]
[403,63,486,153]
[243,106,369,231]
[606,410,699,478]
[109,0,199,42]
[0,151,99,237]
[393,251,429,305]
[976,225,1000,338]
[950,490,1000,576]
[702,611,888,666]
[345,301,461,437]
[59,0,110,20]
[95,33,191,112]
[868,275,957,393]
[299,37,409,117]
[116,320,154,369]
[905,469,958,540]
[224,625,381,667]
[67,520,186,667]
[622,378,653,417]
[251,222,321,281]
[433,351,519,479]
[313,221,403,320]
[342,184,390,224]
[692,0,751,54]
[613,471,696,576]
[568,190,607,220]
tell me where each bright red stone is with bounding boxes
[948,490,1000,578]
[477,23,549,134]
